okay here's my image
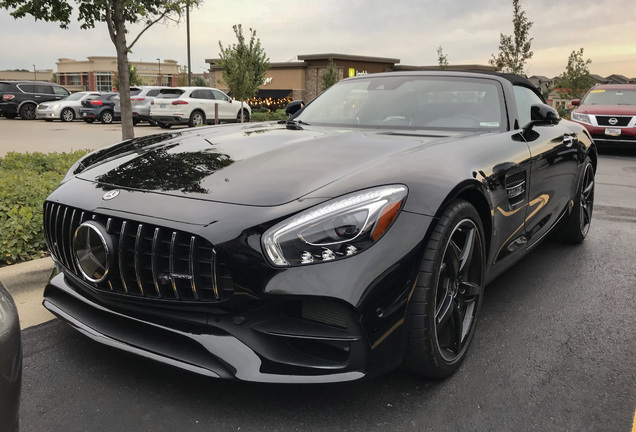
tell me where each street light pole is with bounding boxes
[157,58,161,86]
[187,5,192,86]
[33,64,36,81]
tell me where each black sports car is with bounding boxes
[42,71,596,383]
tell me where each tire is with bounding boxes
[19,104,36,120]
[237,109,249,123]
[189,111,205,127]
[561,157,595,243]
[100,110,113,124]
[403,199,485,379]
[157,122,172,129]
[84,118,95,124]
[61,108,74,122]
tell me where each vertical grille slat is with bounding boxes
[119,221,130,294]
[169,232,180,299]
[189,236,199,300]
[43,202,231,303]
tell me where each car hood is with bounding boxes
[74,123,469,206]
[574,104,636,115]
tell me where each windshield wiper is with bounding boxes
[285,119,311,130]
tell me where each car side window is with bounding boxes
[53,86,69,96]
[513,85,543,128]
[37,85,54,94]
[147,89,160,97]
[200,89,215,100]
[212,90,229,101]
[190,90,202,99]
[19,84,36,93]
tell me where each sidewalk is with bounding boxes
[0,257,56,329]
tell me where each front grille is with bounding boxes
[595,115,632,127]
[44,202,233,302]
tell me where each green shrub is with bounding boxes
[0,151,88,266]
[250,109,289,122]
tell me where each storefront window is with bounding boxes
[96,72,113,92]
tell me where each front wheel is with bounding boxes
[61,108,75,122]
[403,199,485,379]
[237,109,249,123]
[20,104,36,120]
[561,157,595,243]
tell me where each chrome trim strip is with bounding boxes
[212,248,220,300]
[53,204,63,263]
[68,209,79,274]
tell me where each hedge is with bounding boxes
[0,151,88,266]
[250,109,289,122]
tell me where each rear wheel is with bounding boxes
[20,104,36,120]
[100,110,113,124]
[403,199,485,379]
[189,111,205,127]
[561,157,595,243]
[61,108,74,122]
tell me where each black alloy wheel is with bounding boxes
[20,104,36,120]
[403,199,485,378]
[100,110,113,124]
[61,108,74,122]
[562,157,595,243]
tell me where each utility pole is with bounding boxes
[33,64,36,81]
[187,5,192,86]
[157,58,161,86]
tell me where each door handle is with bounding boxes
[563,135,574,147]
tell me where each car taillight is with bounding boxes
[90,100,103,106]
[172,100,189,105]
[2,94,15,101]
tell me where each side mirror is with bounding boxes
[522,103,560,136]
[571,99,580,107]
[285,100,305,117]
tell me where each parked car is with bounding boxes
[0,80,70,120]
[42,71,596,383]
[150,86,251,128]
[79,92,120,124]
[129,86,164,125]
[570,84,636,148]
[0,281,22,432]
[36,91,102,122]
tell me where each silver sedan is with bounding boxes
[36,91,101,122]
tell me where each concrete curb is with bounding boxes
[0,257,55,295]
[0,257,56,329]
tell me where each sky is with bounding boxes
[1,0,635,79]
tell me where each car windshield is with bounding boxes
[65,92,88,101]
[295,75,505,130]
[583,89,636,105]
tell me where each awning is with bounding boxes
[254,89,292,99]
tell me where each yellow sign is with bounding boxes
[590,89,605,93]
[349,68,355,77]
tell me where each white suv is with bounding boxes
[150,87,251,128]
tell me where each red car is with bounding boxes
[571,84,636,147]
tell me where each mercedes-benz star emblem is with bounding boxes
[102,190,120,200]
[73,220,114,283]
[608,118,618,126]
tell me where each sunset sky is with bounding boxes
[1,0,635,79]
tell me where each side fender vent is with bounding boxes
[505,171,526,208]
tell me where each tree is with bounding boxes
[489,0,533,75]
[218,24,269,122]
[558,48,595,100]
[177,65,189,86]
[0,0,200,140]
[193,76,208,87]
[321,58,338,91]
[113,65,142,90]
[437,46,449,70]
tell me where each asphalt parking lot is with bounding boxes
[1,117,635,431]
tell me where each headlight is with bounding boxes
[262,185,408,267]
[50,104,60,109]
[571,112,591,125]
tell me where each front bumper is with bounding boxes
[572,121,636,146]
[36,107,63,120]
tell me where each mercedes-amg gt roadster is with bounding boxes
[43,71,596,383]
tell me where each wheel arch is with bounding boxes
[434,180,493,260]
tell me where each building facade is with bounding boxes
[0,69,54,82]
[56,57,179,92]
